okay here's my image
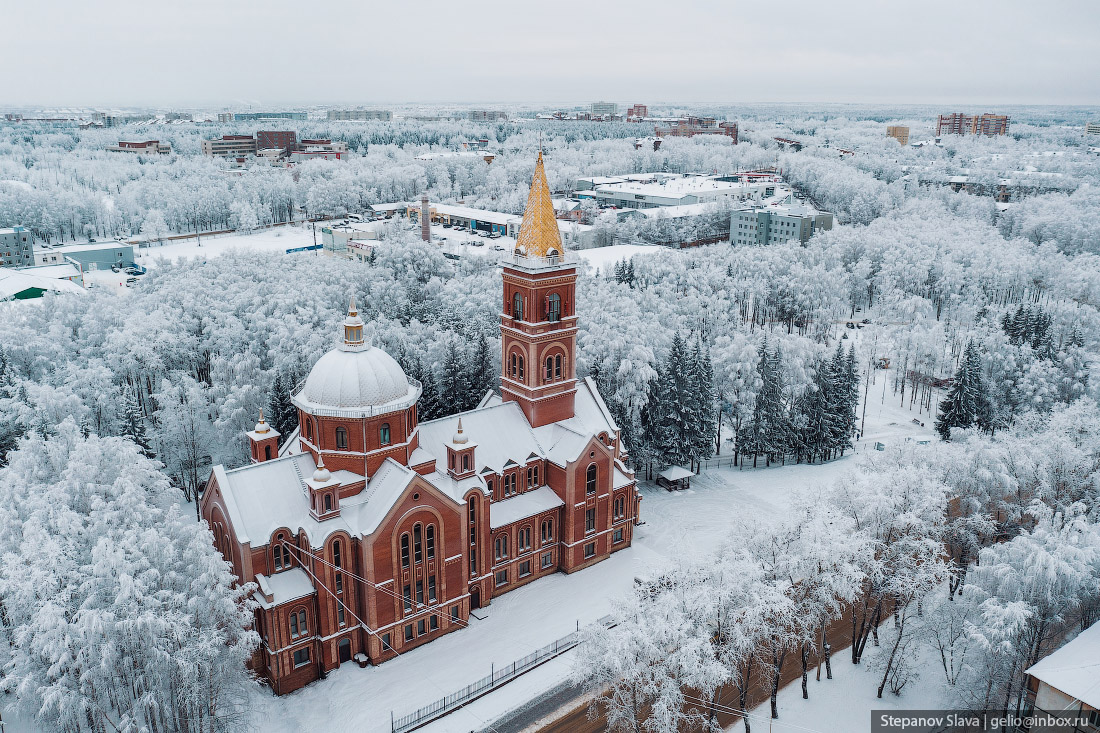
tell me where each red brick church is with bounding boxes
[201,152,641,694]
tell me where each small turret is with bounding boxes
[446,419,477,479]
[306,454,342,520]
[247,408,280,463]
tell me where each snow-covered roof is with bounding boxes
[658,466,693,481]
[0,268,85,300]
[293,345,420,418]
[489,486,565,529]
[254,567,315,609]
[1026,622,1100,708]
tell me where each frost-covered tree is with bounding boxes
[0,422,258,733]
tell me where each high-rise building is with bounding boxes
[626,104,648,119]
[0,226,35,268]
[327,110,393,121]
[1086,122,1100,136]
[590,101,618,117]
[937,113,1009,137]
[201,135,258,157]
[886,125,909,146]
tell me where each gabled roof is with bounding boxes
[1026,622,1100,708]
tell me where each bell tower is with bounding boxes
[500,151,577,428]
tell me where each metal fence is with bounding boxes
[391,614,614,733]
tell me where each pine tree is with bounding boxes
[685,338,717,471]
[759,344,790,466]
[267,370,297,438]
[408,355,441,420]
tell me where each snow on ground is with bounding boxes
[134,225,318,268]
[727,625,954,733]
[575,243,665,275]
[248,376,934,733]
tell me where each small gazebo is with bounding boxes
[656,466,693,492]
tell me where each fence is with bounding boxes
[390,614,615,733]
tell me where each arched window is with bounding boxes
[512,292,524,320]
[305,420,312,440]
[586,464,597,494]
[265,444,272,460]
[324,493,333,512]
[274,533,291,570]
[510,353,517,377]
[555,354,562,379]
[333,540,342,569]
[545,357,553,382]
[335,426,348,450]
[413,524,423,563]
[541,518,553,543]
[449,453,455,469]
[547,293,561,322]
[379,423,391,446]
[462,454,469,470]
[401,533,410,568]
[517,355,524,380]
[426,524,435,559]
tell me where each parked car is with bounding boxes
[477,231,489,238]
[347,214,362,222]
[492,245,505,251]
[845,321,856,329]
[471,241,484,247]
[442,222,452,228]
[125,277,139,285]
[488,232,502,239]
[111,263,122,273]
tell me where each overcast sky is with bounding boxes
[4,0,1099,109]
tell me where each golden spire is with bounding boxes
[514,150,564,259]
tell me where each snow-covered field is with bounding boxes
[575,243,665,275]
[134,225,318,268]
[247,377,934,733]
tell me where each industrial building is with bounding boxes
[731,203,834,246]
[32,240,135,271]
[107,140,172,154]
[937,113,1010,137]
[654,117,737,144]
[575,172,784,209]
[327,110,393,121]
[886,126,910,146]
[0,268,85,301]
[1,226,36,268]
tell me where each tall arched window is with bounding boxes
[586,464,597,494]
[547,293,561,322]
[555,354,562,379]
[517,355,524,379]
[333,540,342,569]
[273,533,291,570]
[426,524,435,559]
[265,444,272,460]
[512,292,524,320]
[401,533,410,568]
[545,357,553,382]
[413,524,423,563]
[510,353,517,378]
[462,454,469,470]
[324,494,333,512]
[379,423,391,446]
[335,426,348,449]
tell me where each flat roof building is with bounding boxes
[575,172,784,209]
[886,126,909,146]
[201,135,258,158]
[1085,122,1100,136]
[327,109,393,121]
[1,226,35,268]
[731,202,833,246]
[33,240,134,270]
[107,140,171,154]
[467,110,508,121]
[937,113,1010,137]
[233,111,306,121]
[655,116,737,144]
[591,101,618,117]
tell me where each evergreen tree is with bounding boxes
[121,385,153,457]
[437,338,470,416]
[466,334,496,409]
[408,355,441,420]
[267,370,297,438]
[686,338,717,470]
[759,344,790,466]
[936,341,991,440]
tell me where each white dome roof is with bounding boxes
[296,346,417,416]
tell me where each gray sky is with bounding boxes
[4,0,1099,108]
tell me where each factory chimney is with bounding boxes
[420,193,431,242]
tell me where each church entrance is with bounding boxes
[471,587,481,610]
[338,638,352,664]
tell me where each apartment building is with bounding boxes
[731,203,834,246]
[467,110,508,121]
[590,101,618,117]
[0,226,35,268]
[937,113,1010,137]
[327,109,394,121]
[1085,122,1100,136]
[886,125,909,145]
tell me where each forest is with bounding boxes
[1,107,1099,731]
